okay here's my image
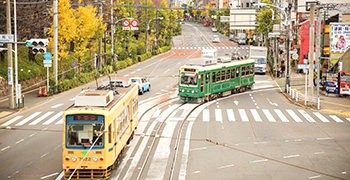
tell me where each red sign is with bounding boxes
[122,20,130,27]
[131,19,139,27]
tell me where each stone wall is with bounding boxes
[0,76,8,97]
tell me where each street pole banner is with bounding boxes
[330,23,350,54]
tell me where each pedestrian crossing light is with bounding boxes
[26,39,49,54]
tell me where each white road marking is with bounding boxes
[15,112,42,126]
[217,164,235,169]
[1,116,23,127]
[51,103,63,108]
[250,109,262,122]
[313,112,330,123]
[152,109,162,118]
[329,115,344,123]
[274,109,289,122]
[298,110,316,122]
[1,146,10,151]
[286,109,303,122]
[16,139,24,144]
[314,152,325,155]
[55,119,63,124]
[190,147,208,151]
[54,171,64,180]
[238,109,249,122]
[40,152,48,158]
[69,98,75,101]
[316,137,334,141]
[29,111,54,125]
[308,175,321,179]
[40,172,59,179]
[203,109,210,122]
[179,122,194,180]
[226,109,235,122]
[192,171,200,174]
[262,109,276,122]
[215,109,223,123]
[43,112,63,125]
[250,159,268,163]
[346,118,350,122]
[283,154,300,159]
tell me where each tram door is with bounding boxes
[200,74,204,93]
[205,73,210,94]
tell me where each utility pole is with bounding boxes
[99,2,103,69]
[110,0,114,66]
[285,2,292,92]
[145,0,148,52]
[308,3,316,96]
[315,7,321,110]
[14,0,19,107]
[54,0,58,86]
[6,0,15,109]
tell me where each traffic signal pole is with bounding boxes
[54,0,58,86]
[6,0,15,109]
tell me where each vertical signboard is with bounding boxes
[329,23,350,66]
[325,72,338,94]
[339,71,350,95]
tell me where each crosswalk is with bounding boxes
[1,111,63,127]
[1,107,349,128]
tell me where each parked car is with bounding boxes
[129,77,151,95]
[211,27,218,32]
[212,35,220,43]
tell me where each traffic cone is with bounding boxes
[43,86,48,97]
[38,87,42,97]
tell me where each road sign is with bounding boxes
[131,19,139,27]
[268,32,280,38]
[123,27,131,30]
[297,64,309,69]
[43,52,52,60]
[43,60,52,67]
[122,20,130,27]
[292,53,299,60]
[0,34,14,43]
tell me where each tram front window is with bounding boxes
[180,74,198,86]
[67,123,104,148]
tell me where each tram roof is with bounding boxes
[181,58,255,71]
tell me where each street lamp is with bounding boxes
[146,17,163,52]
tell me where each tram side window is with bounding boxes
[108,124,112,144]
[242,67,246,76]
[221,70,225,81]
[231,68,236,78]
[212,72,216,83]
[236,67,240,77]
[206,73,209,84]
[245,66,250,75]
[251,65,254,74]
[226,70,231,79]
[216,71,221,82]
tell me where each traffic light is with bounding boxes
[25,39,49,54]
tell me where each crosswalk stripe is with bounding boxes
[238,109,249,122]
[15,112,42,126]
[250,109,262,122]
[55,119,63,124]
[1,116,23,127]
[347,118,350,122]
[298,110,316,122]
[274,109,289,122]
[226,109,235,122]
[43,112,63,125]
[262,109,276,122]
[215,109,223,122]
[29,111,54,125]
[203,109,209,122]
[313,112,330,123]
[286,109,303,122]
[329,115,343,123]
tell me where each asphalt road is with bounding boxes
[0,22,349,180]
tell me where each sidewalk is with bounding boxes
[275,70,350,117]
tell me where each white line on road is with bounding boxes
[250,109,262,122]
[179,122,194,180]
[250,159,268,163]
[16,139,24,144]
[1,116,23,127]
[1,146,10,151]
[316,137,334,141]
[217,164,235,169]
[40,152,48,158]
[274,109,289,122]
[43,112,63,125]
[51,103,63,108]
[226,109,235,122]
[298,110,316,122]
[16,112,42,126]
[238,109,249,122]
[215,109,223,123]
[283,154,300,159]
[55,171,64,180]
[308,175,321,179]
[314,152,325,155]
[286,109,303,122]
[313,112,330,123]
[41,172,59,179]
[190,147,208,151]
[262,109,276,122]
[29,111,54,125]
[203,109,209,122]
[329,115,344,123]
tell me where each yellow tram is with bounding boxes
[62,82,139,179]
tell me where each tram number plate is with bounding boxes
[80,157,91,161]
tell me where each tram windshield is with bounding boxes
[66,115,104,149]
[180,73,198,86]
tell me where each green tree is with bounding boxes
[256,0,275,45]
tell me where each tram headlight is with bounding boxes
[181,89,184,92]
[71,156,77,162]
[92,156,98,162]
[191,90,194,93]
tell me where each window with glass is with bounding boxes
[180,72,198,86]
[66,114,104,149]
[231,68,236,78]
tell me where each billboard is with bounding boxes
[339,71,350,95]
[330,23,350,54]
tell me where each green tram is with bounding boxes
[178,58,255,103]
